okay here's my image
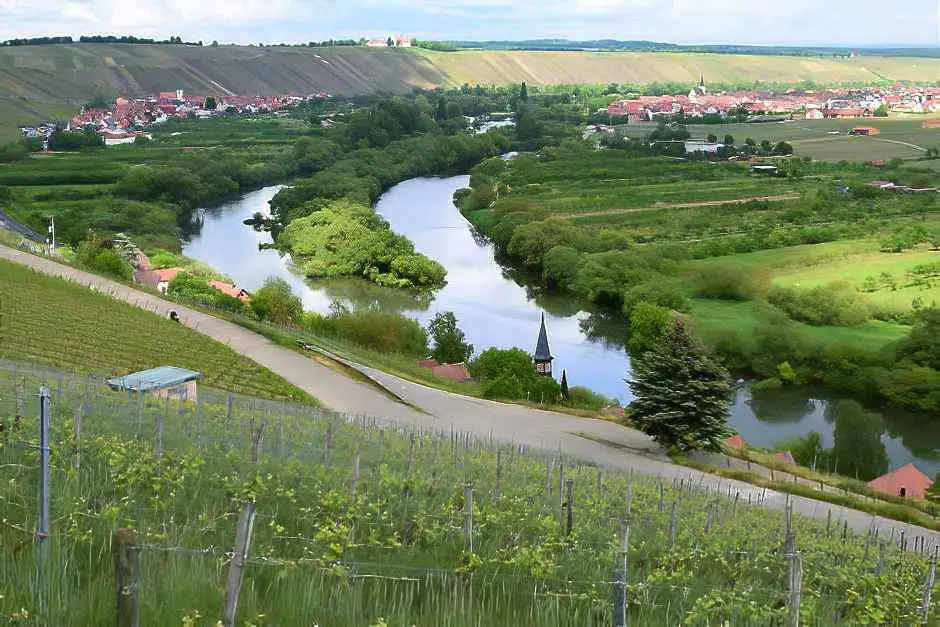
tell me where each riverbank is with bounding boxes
[457,146,940,417]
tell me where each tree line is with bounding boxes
[2,35,202,46]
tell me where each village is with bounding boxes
[19,89,330,147]
[608,77,940,120]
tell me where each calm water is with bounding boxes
[183,178,940,475]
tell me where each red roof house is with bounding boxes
[431,363,472,382]
[724,434,745,450]
[209,280,250,302]
[868,464,933,499]
[774,451,796,465]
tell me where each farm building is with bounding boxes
[209,280,251,302]
[106,366,202,401]
[415,359,471,382]
[848,127,880,136]
[867,464,933,499]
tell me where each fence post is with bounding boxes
[464,483,474,553]
[73,403,82,471]
[324,421,333,467]
[877,541,886,575]
[669,500,678,549]
[546,458,554,497]
[37,386,51,616]
[613,525,630,627]
[921,547,938,624]
[788,550,802,627]
[155,396,166,461]
[658,480,665,513]
[558,463,565,511]
[222,425,263,627]
[114,528,139,627]
[565,479,574,536]
[352,452,361,494]
[494,450,502,500]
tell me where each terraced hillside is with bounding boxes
[6,43,940,142]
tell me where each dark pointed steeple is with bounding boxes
[699,73,705,88]
[534,313,553,376]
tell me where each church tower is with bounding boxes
[533,313,553,377]
[697,74,707,96]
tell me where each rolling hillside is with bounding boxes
[5,43,940,141]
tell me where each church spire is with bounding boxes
[534,313,553,376]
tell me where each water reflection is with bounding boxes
[748,387,817,424]
[828,400,889,481]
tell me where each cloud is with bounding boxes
[1,0,937,45]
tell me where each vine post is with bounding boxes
[613,525,630,627]
[920,547,938,624]
[787,548,802,627]
[37,386,51,617]
[565,479,574,536]
[114,528,139,627]
[222,422,263,627]
[463,482,474,553]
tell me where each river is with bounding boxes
[183,178,940,477]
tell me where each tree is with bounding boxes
[723,134,734,146]
[471,347,534,381]
[706,133,718,144]
[387,37,394,47]
[774,141,794,156]
[561,369,569,401]
[251,277,302,325]
[428,311,473,364]
[627,318,732,452]
[204,96,217,110]
[627,302,672,356]
[519,82,529,103]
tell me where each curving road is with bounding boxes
[2,243,937,547]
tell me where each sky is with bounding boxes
[2,0,939,47]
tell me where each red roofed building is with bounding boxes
[868,463,933,499]
[209,280,251,302]
[415,359,472,382]
[725,434,745,450]
[774,451,796,465]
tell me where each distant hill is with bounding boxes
[450,39,940,57]
[4,43,940,142]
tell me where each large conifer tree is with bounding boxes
[627,318,732,452]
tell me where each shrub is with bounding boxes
[767,284,872,326]
[693,264,770,300]
[566,386,612,410]
[622,280,688,316]
[627,302,673,356]
[311,311,428,357]
[251,277,303,325]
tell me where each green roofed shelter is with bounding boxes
[106,366,201,401]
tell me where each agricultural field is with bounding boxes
[1,364,937,625]
[418,49,940,89]
[678,117,940,162]
[694,240,940,315]
[0,116,304,250]
[0,258,311,401]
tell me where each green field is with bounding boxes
[0,115,305,250]
[1,363,935,625]
[696,240,940,314]
[0,258,311,401]
[677,117,940,162]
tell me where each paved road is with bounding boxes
[2,243,937,548]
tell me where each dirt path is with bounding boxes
[559,193,801,219]
[1,243,936,547]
